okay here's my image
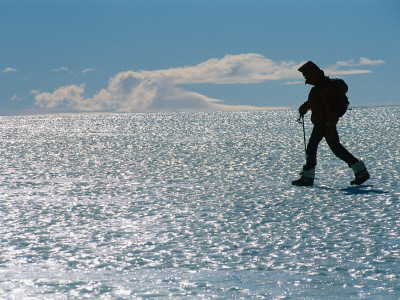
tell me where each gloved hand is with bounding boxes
[299,103,308,116]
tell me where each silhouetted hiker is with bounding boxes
[292,61,370,186]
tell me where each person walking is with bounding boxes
[292,61,370,186]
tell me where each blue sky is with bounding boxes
[1,0,399,114]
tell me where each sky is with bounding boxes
[1,0,399,115]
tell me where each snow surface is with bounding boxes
[0,107,399,298]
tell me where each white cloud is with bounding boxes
[325,57,386,75]
[53,66,69,72]
[33,84,86,109]
[10,94,24,101]
[32,54,385,113]
[82,68,96,73]
[284,81,304,85]
[2,67,17,73]
[359,57,385,65]
[137,54,300,85]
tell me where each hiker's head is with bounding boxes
[298,61,324,85]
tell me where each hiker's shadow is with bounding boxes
[316,184,388,195]
[340,185,388,195]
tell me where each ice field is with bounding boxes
[0,107,399,298]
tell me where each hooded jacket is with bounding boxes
[301,76,340,127]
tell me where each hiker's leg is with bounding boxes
[304,125,325,170]
[325,127,358,167]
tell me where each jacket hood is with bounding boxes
[298,61,325,85]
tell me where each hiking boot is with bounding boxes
[292,168,315,186]
[350,161,370,185]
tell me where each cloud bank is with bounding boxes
[32,54,385,112]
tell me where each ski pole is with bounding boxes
[297,114,307,160]
[301,115,307,159]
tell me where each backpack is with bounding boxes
[330,78,350,117]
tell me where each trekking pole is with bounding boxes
[297,114,307,160]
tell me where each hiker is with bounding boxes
[292,61,370,186]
